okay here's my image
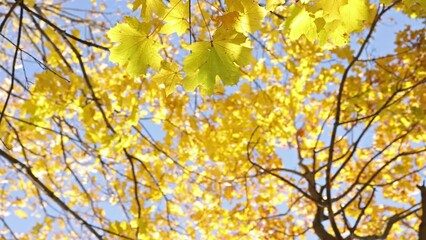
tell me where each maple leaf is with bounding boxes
[318,0,346,21]
[160,0,189,36]
[224,0,267,34]
[132,0,167,21]
[107,17,163,76]
[318,20,350,46]
[339,0,369,32]
[266,0,283,11]
[183,27,254,94]
[283,5,318,42]
[283,0,368,45]
[214,11,240,29]
[152,61,183,96]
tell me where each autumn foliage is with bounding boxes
[0,0,425,239]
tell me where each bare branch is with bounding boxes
[0,2,23,125]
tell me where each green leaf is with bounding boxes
[183,27,254,94]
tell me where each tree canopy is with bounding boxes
[0,0,425,239]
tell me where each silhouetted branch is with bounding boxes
[354,204,420,239]
[0,2,23,126]
[0,149,103,239]
[324,3,401,238]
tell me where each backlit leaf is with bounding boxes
[183,27,254,93]
[107,17,163,76]
[132,0,167,21]
[283,5,318,42]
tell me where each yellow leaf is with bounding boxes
[2,131,13,149]
[26,0,35,7]
[160,0,189,36]
[318,0,346,21]
[283,5,318,42]
[215,11,240,29]
[132,0,166,21]
[152,61,183,96]
[318,20,349,46]
[224,0,243,11]
[15,209,28,219]
[339,0,369,32]
[266,0,283,11]
[379,0,392,5]
[226,0,267,34]
[235,0,267,33]
[107,17,163,76]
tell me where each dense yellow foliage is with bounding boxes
[0,0,425,239]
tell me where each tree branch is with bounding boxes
[0,149,103,239]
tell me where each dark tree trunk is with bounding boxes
[417,183,426,240]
